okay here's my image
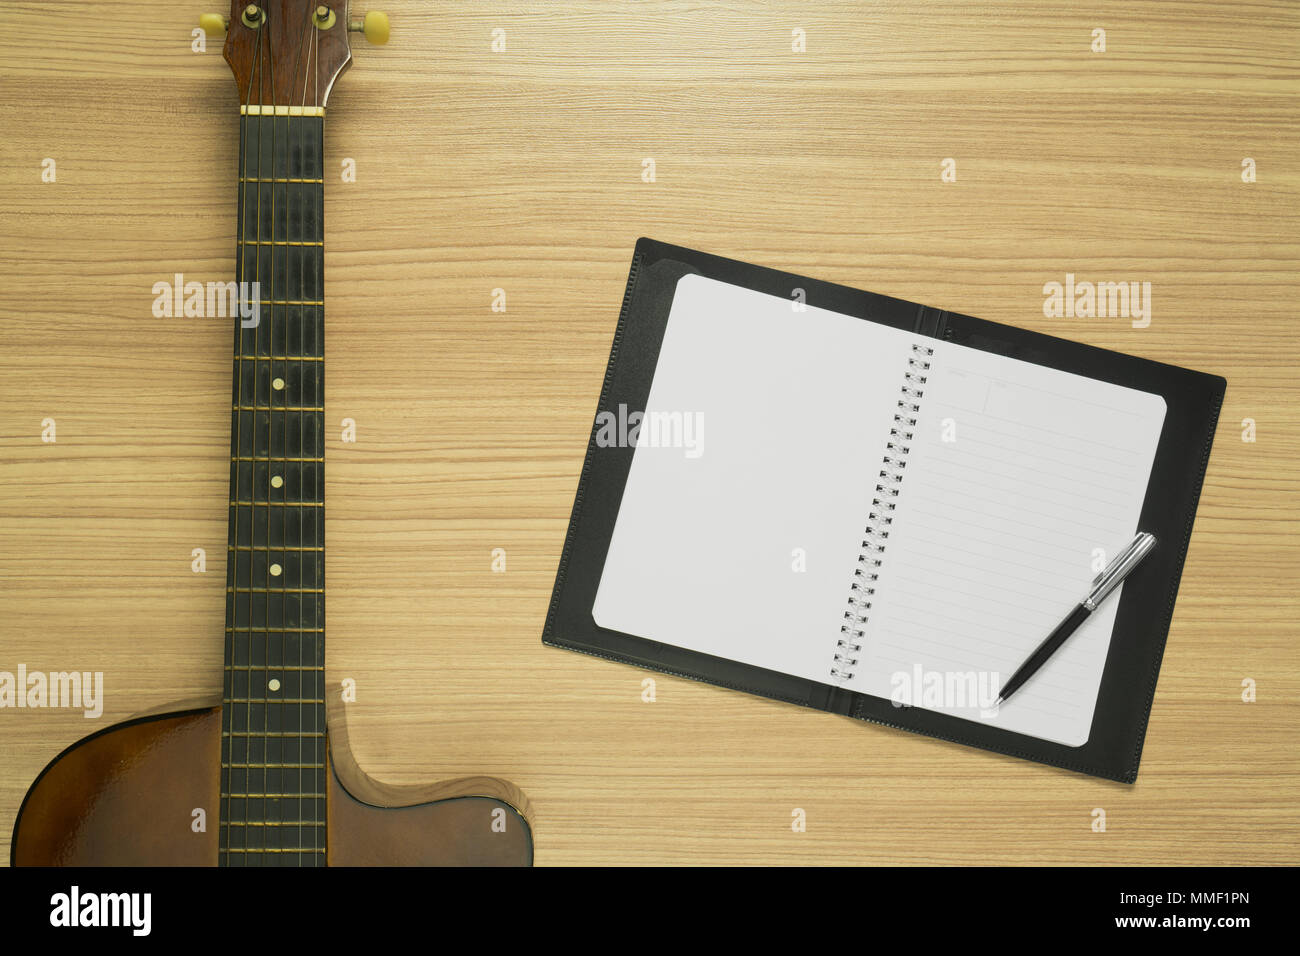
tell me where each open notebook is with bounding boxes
[545,239,1224,781]
[591,274,1166,747]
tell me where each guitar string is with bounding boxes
[304,19,321,864]
[237,14,262,868]
[224,52,248,867]
[277,9,298,866]
[234,13,265,866]
[289,13,313,865]
[288,20,302,867]
[258,13,274,864]
[227,77,240,868]
[311,17,323,865]
[262,13,273,861]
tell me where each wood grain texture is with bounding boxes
[0,0,1296,865]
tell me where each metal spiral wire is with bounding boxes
[831,342,934,682]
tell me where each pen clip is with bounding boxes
[1085,532,1157,609]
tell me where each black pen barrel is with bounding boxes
[998,603,1093,702]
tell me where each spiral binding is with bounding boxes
[831,341,934,682]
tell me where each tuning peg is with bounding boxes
[349,10,390,45]
[198,13,229,35]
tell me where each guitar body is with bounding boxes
[12,704,532,866]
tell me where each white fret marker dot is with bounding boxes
[270,563,282,576]
[268,678,281,692]
[270,475,283,488]
[272,377,285,390]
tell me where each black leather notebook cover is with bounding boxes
[542,238,1226,783]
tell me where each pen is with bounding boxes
[996,531,1157,706]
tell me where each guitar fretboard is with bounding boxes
[221,113,327,866]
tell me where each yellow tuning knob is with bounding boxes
[198,13,228,35]
[363,11,390,44]
[350,10,390,45]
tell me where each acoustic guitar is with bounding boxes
[11,1,533,866]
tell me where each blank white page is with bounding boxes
[848,342,1166,745]
[593,274,919,683]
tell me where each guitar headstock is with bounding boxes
[199,2,388,111]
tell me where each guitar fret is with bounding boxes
[237,239,324,245]
[220,848,328,854]
[257,299,324,306]
[239,177,324,183]
[226,627,324,633]
[223,732,326,738]
[232,457,324,462]
[221,698,322,704]
[223,819,328,825]
[233,355,324,361]
[229,501,325,507]
[225,665,325,671]
[222,793,327,798]
[230,546,325,552]
[224,763,326,769]
[233,405,325,412]
[228,587,324,593]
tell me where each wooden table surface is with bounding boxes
[1,0,1296,866]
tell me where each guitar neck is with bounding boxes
[221,109,328,865]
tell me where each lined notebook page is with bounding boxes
[849,342,1166,745]
[593,274,920,684]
